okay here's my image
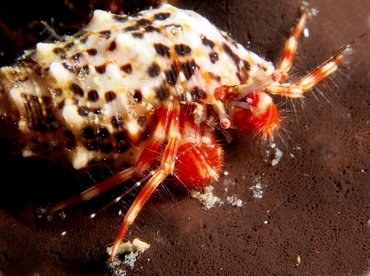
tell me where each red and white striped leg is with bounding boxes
[48,167,137,214]
[277,8,308,82]
[268,29,370,98]
[109,100,181,262]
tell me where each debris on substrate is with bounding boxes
[107,239,150,276]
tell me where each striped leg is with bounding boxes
[267,31,370,98]
[109,100,181,262]
[277,8,309,82]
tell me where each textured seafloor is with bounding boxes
[0,0,369,275]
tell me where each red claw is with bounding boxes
[231,92,280,139]
[174,139,223,188]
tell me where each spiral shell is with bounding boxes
[0,4,272,170]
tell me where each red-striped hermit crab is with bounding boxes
[0,3,367,262]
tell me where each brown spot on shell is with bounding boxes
[137,19,152,26]
[190,87,206,101]
[41,96,53,105]
[155,85,169,101]
[145,26,160,33]
[62,62,75,73]
[105,91,117,102]
[31,146,42,154]
[154,43,170,58]
[201,35,216,48]
[53,47,66,59]
[120,64,133,74]
[222,42,240,64]
[53,47,65,55]
[209,52,219,64]
[95,65,107,74]
[65,141,76,149]
[164,64,179,86]
[243,60,251,71]
[72,53,83,62]
[131,32,144,39]
[108,40,116,51]
[133,90,142,102]
[180,60,198,80]
[113,14,128,22]
[154,12,171,21]
[64,42,74,49]
[147,62,160,78]
[81,127,95,139]
[78,106,89,116]
[57,100,65,110]
[87,48,98,56]
[124,26,139,32]
[174,44,192,56]
[97,128,110,140]
[70,83,84,97]
[88,90,99,102]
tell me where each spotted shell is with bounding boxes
[0,4,274,170]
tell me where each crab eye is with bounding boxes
[230,92,280,139]
[272,70,283,82]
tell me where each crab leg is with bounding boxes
[48,167,137,213]
[266,55,344,98]
[277,8,308,81]
[267,30,370,98]
[109,100,181,262]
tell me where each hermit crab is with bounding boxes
[0,3,367,264]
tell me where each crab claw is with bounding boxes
[231,91,280,139]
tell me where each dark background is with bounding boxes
[0,0,369,275]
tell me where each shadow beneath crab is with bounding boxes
[0,136,196,274]
[0,141,69,224]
